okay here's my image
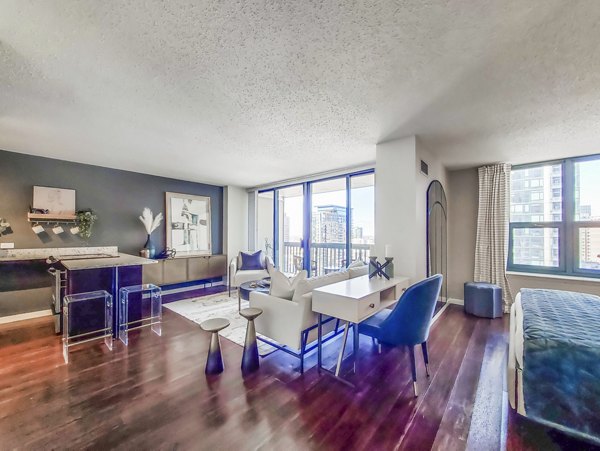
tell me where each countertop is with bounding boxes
[60,253,157,270]
[0,246,119,262]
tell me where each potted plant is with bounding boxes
[139,208,163,258]
[76,209,97,240]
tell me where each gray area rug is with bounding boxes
[163,292,277,354]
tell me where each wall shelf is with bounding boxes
[27,213,77,224]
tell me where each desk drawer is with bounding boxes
[358,293,380,320]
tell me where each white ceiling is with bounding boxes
[1,1,599,187]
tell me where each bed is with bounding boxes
[508,288,600,446]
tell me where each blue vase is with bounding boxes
[144,234,156,258]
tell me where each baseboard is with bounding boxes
[0,309,53,325]
[448,298,464,306]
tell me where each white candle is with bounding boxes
[385,244,393,258]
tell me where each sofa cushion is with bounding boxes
[270,269,307,300]
[233,269,269,287]
[349,265,369,278]
[292,270,349,302]
[347,260,366,269]
[240,250,265,270]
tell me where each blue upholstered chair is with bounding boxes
[358,274,443,397]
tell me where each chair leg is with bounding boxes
[421,341,430,377]
[378,343,382,354]
[408,346,418,397]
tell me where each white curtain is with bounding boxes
[474,163,513,311]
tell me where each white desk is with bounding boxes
[313,275,410,384]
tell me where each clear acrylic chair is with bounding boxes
[62,290,113,364]
[118,283,162,345]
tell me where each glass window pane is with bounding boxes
[350,173,374,264]
[512,227,560,267]
[574,158,600,221]
[510,164,562,222]
[310,178,347,276]
[277,185,304,275]
[578,227,600,270]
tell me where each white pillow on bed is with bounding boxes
[269,269,307,300]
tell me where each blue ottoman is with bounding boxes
[464,282,503,318]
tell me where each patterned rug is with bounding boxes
[163,292,277,354]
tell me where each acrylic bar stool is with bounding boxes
[118,283,162,346]
[63,290,113,364]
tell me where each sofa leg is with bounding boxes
[299,331,308,374]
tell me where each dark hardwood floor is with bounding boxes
[0,304,590,450]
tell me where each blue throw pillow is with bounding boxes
[240,251,265,270]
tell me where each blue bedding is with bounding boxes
[521,288,600,445]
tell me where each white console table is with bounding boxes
[313,275,410,384]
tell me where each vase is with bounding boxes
[143,234,156,258]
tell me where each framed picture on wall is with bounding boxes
[33,186,76,214]
[165,192,212,256]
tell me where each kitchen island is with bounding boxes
[55,253,157,337]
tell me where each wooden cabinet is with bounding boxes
[187,257,209,280]
[208,255,227,279]
[142,261,164,285]
[163,259,188,284]
[142,254,227,287]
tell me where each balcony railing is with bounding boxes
[280,241,371,276]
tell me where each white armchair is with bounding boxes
[249,269,354,373]
[228,251,273,297]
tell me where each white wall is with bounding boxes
[257,193,275,256]
[375,135,449,282]
[223,186,248,262]
[375,136,418,280]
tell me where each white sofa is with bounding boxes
[228,252,274,298]
[249,264,368,372]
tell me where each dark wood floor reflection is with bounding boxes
[1,305,514,450]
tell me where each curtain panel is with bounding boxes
[474,163,513,311]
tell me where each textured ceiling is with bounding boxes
[1,1,599,187]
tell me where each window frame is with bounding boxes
[258,168,375,276]
[508,154,600,279]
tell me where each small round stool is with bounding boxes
[200,318,230,374]
[239,308,263,374]
[464,282,503,318]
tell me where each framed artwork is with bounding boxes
[33,186,76,214]
[165,192,212,256]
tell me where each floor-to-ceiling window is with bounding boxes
[257,169,374,276]
[310,177,347,276]
[350,172,375,264]
[256,191,274,261]
[276,185,305,274]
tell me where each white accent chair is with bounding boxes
[249,265,368,372]
[228,251,273,297]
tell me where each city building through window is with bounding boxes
[508,155,600,277]
[256,170,374,276]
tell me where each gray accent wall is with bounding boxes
[0,149,223,255]
[447,166,600,300]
